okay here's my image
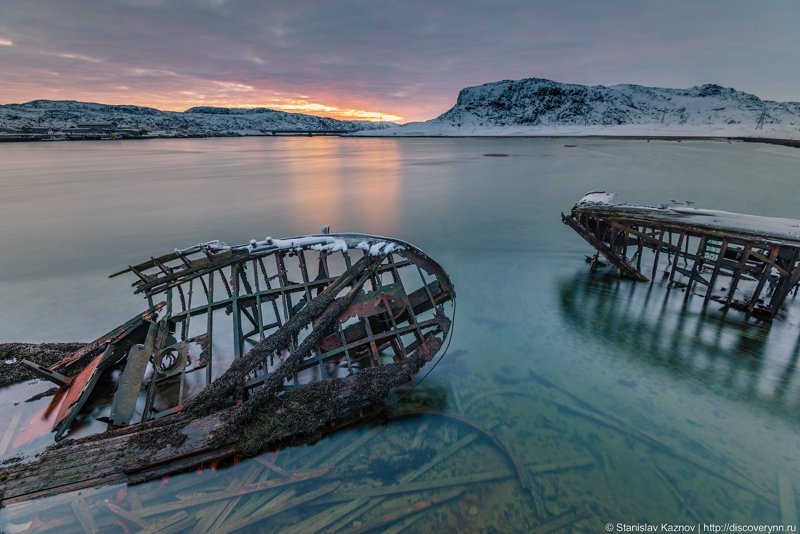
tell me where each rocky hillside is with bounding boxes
[366,78,800,137]
[0,100,387,134]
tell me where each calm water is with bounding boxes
[1,137,799,531]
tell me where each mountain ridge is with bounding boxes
[0,100,387,134]
[365,78,800,138]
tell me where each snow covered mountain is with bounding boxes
[0,100,388,135]
[365,78,800,138]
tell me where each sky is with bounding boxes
[0,0,798,123]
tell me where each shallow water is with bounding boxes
[1,137,799,531]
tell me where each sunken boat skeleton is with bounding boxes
[1,231,454,505]
[562,192,800,318]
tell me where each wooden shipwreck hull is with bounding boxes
[562,191,800,318]
[1,232,455,505]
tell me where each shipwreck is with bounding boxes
[562,191,800,318]
[0,230,455,505]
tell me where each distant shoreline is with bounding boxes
[352,134,800,148]
[1,133,799,149]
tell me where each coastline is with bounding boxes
[2,132,799,149]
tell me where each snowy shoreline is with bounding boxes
[352,124,800,141]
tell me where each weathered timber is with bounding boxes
[109,322,158,426]
[285,432,479,534]
[70,495,98,533]
[464,378,774,503]
[0,329,449,505]
[0,232,456,507]
[216,482,341,533]
[563,191,800,318]
[99,500,150,529]
[313,470,513,504]
[349,487,467,534]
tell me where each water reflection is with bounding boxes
[284,139,401,234]
[558,269,800,415]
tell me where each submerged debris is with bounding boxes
[0,231,455,505]
[562,191,800,318]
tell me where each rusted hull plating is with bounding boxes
[562,192,800,318]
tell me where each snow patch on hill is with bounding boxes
[0,100,389,135]
[361,79,800,138]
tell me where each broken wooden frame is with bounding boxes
[562,191,800,318]
[23,232,455,442]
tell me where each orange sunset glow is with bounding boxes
[1,65,405,121]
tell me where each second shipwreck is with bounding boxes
[562,191,800,318]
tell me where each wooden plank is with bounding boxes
[769,250,800,312]
[224,487,297,528]
[125,445,238,485]
[253,456,288,477]
[668,231,686,287]
[110,323,157,426]
[684,235,707,294]
[651,229,666,281]
[53,350,108,441]
[497,434,544,517]
[528,455,595,474]
[747,244,780,312]
[137,511,189,534]
[99,500,151,529]
[314,470,513,504]
[349,487,466,534]
[18,360,71,386]
[705,237,729,300]
[726,242,753,305]
[383,512,425,534]
[218,482,340,533]
[199,462,264,532]
[286,434,479,534]
[562,215,648,281]
[524,370,775,502]
[47,303,163,372]
[134,468,331,517]
[70,495,98,534]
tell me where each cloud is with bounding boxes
[0,38,13,46]
[53,52,102,63]
[0,0,798,121]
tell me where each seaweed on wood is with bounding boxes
[0,231,455,505]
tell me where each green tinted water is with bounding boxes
[0,137,798,531]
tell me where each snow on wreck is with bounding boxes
[0,230,455,505]
[562,191,800,318]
